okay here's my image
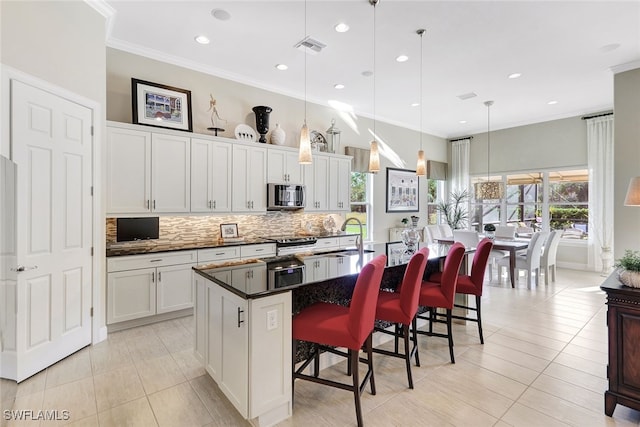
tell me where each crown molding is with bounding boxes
[84,0,116,39]
[611,60,640,74]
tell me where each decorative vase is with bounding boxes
[401,225,421,256]
[618,270,640,288]
[270,123,286,145]
[252,106,272,143]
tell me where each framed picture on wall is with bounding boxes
[131,78,193,132]
[386,168,419,212]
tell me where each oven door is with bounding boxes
[268,265,305,289]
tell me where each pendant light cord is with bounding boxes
[372,0,377,137]
[485,100,493,182]
[304,0,307,125]
[419,29,424,150]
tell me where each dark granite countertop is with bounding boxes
[193,242,462,300]
[105,232,360,257]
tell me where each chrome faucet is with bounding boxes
[341,217,364,258]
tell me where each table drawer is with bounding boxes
[198,246,241,264]
[107,250,197,272]
[240,243,276,259]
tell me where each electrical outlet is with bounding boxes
[267,310,278,330]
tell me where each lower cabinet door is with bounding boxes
[107,268,156,324]
[156,263,196,313]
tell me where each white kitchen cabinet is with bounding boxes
[232,144,267,212]
[107,268,156,324]
[106,125,190,214]
[194,274,292,424]
[315,237,340,252]
[231,265,268,294]
[267,148,303,184]
[340,235,359,248]
[191,138,232,212]
[197,246,241,265]
[240,243,276,259]
[304,256,330,282]
[106,127,151,213]
[329,157,351,211]
[151,133,191,212]
[106,250,197,325]
[303,154,329,211]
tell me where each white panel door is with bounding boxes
[12,80,92,382]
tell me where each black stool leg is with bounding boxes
[402,324,414,389]
[351,349,364,427]
[446,309,455,363]
[412,316,420,367]
[476,295,484,344]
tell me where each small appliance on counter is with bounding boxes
[267,256,306,288]
[267,183,305,210]
[116,217,159,242]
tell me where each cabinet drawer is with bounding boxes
[316,238,339,250]
[107,250,197,272]
[340,235,358,248]
[198,246,241,264]
[240,244,276,259]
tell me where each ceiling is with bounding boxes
[104,1,640,138]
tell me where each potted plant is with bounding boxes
[401,218,409,227]
[615,250,640,288]
[435,190,469,230]
[483,223,496,239]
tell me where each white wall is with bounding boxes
[106,48,448,243]
[614,67,640,259]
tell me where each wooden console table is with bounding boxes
[601,272,640,416]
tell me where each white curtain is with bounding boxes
[587,115,614,274]
[451,138,470,195]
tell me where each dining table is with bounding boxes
[435,237,530,287]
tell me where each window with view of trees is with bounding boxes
[470,169,588,239]
[426,179,446,225]
[347,172,371,240]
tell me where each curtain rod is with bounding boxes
[581,111,613,120]
[448,136,473,143]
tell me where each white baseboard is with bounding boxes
[106,308,193,333]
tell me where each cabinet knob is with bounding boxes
[158,271,162,282]
[146,200,150,210]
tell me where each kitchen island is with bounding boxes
[192,243,452,426]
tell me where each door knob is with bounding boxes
[13,265,38,272]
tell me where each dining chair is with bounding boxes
[438,223,454,239]
[292,254,387,427]
[416,242,466,363]
[373,247,428,389]
[541,230,562,284]
[494,225,516,240]
[428,238,493,344]
[425,224,442,244]
[452,230,480,248]
[497,232,547,287]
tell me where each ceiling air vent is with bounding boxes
[457,92,477,101]
[295,36,326,55]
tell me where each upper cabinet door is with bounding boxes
[106,127,152,213]
[151,134,191,212]
[267,149,303,184]
[330,157,351,211]
[191,138,232,212]
[232,144,266,212]
[211,141,233,212]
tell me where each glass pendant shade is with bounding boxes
[474,181,504,200]
[298,123,312,164]
[416,150,426,176]
[368,140,380,173]
[624,176,640,206]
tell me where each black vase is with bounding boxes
[252,106,272,143]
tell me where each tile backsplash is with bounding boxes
[106,212,345,245]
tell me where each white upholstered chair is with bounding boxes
[540,230,562,285]
[494,225,516,240]
[438,224,454,239]
[452,230,480,249]
[497,231,548,287]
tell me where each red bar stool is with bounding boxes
[416,242,466,363]
[292,254,387,427]
[373,247,428,389]
[429,238,493,343]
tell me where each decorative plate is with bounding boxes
[235,124,256,142]
[310,130,328,152]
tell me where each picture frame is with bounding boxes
[386,168,419,212]
[131,78,193,132]
[386,241,408,266]
[220,223,239,239]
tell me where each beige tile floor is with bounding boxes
[4,268,640,426]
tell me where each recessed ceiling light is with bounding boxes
[334,84,345,89]
[194,35,210,45]
[411,103,420,107]
[334,23,349,33]
[547,100,558,105]
[362,70,373,77]
[275,64,288,71]
[459,120,468,124]
[396,55,409,63]
[508,73,522,79]
[211,8,231,21]
[600,43,621,53]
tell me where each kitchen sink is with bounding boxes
[334,249,375,256]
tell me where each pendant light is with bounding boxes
[298,0,312,164]
[474,100,504,199]
[415,28,427,177]
[368,0,380,173]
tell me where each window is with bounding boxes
[470,169,588,239]
[426,179,446,225]
[347,172,372,240]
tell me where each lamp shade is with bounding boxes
[368,140,380,173]
[624,176,640,206]
[298,123,312,164]
[416,150,426,176]
[474,181,504,200]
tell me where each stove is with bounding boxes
[262,236,318,255]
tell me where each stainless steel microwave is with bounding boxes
[267,183,306,210]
